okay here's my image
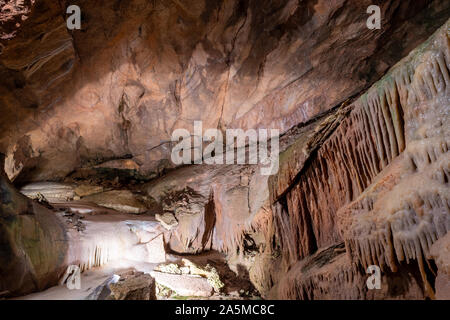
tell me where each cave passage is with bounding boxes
[0,0,449,301]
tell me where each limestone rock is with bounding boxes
[145,234,166,264]
[147,185,216,254]
[334,22,450,299]
[0,155,68,297]
[150,271,214,297]
[431,233,450,300]
[155,259,224,293]
[108,270,156,300]
[154,263,183,275]
[155,212,178,230]
[181,259,224,292]
[268,20,450,299]
[1,0,449,302]
[1,0,447,181]
[86,275,121,300]
[74,184,104,198]
[83,190,149,214]
[145,166,259,254]
[273,244,425,300]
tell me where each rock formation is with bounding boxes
[1,0,448,181]
[0,0,449,300]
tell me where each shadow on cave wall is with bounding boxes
[0,0,449,184]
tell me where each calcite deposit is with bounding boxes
[1,0,448,181]
[0,0,449,300]
[268,19,450,300]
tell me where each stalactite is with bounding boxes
[271,20,449,298]
[337,22,450,298]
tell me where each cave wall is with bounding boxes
[0,1,449,300]
[268,19,450,299]
[0,153,68,296]
[1,0,449,182]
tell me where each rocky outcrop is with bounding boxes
[1,1,449,300]
[87,270,156,300]
[108,270,156,300]
[267,19,450,299]
[144,162,271,254]
[82,190,150,214]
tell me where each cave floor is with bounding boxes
[16,253,260,300]
[13,181,260,300]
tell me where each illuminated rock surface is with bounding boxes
[1,0,448,181]
[151,272,214,298]
[0,1,449,300]
[268,20,450,299]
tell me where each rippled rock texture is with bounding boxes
[268,20,450,299]
[1,0,449,182]
[0,1,449,300]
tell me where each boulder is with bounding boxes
[83,190,149,214]
[150,271,214,298]
[86,275,121,300]
[85,270,156,300]
[108,271,156,300]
